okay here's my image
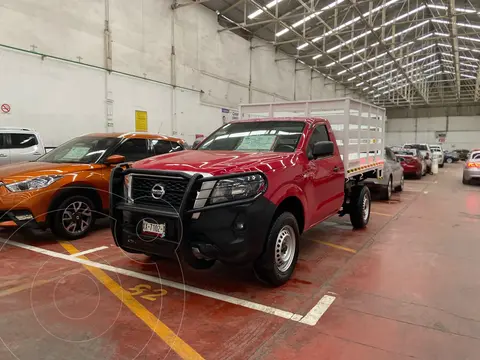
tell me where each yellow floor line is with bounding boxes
[371,211,394,217]
[58,241,204,360]
[311,239,357,254]
[0,267,87,298]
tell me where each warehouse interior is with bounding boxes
[1,0,480,359]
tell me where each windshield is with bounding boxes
[198,121,306,152]
[405,144,428,151]
[37,136,121,164]
[395,149,417,156]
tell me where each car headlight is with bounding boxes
[209,174,267,205]
[5,175,63,192]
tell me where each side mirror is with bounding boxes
[312,141,334,158]
[105,154,126,165]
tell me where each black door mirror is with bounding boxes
[312,141,334,158]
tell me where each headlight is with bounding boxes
[6,175,63,192]
[124,174,133,203]
[209,174,266,205]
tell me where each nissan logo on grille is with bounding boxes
[151,184,166,199]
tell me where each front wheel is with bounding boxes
[350,186,371,229]
[395,175,404,192]
[254,212,300,287]
[51,196,96,240]
[381,177,393,200]
[446,158,453,164]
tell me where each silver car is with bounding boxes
[0,127,46,166]
[462,151,480,184]
[364,147,404,200]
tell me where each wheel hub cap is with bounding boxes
[275,225,296,273]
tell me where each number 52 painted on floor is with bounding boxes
[128,284,167,301]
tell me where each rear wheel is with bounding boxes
[349,186,371,229]
[51,195,96,240]
[462,175,470,185]
[415,169,422,179]
[254,212,299,287]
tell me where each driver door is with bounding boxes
[304,124,344,226]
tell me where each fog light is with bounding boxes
[15,214,33,221]
[235,222,245,230]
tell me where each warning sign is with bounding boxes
[135,110,148,132]
[1,104,11,113]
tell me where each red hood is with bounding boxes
[133,150,297,176]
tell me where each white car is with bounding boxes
[429,144,444,168]
[0,127,46,166]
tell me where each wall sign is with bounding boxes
[135,110,148,132]
[1,104,11,113]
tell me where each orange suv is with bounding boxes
[0,132,186,239]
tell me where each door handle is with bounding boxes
[33,152,42,156]
[333,166,339,172]
[0,154,7,158]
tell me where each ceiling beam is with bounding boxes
[447,0,461,102]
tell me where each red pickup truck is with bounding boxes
[110,116,384,286]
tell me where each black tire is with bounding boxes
[439,163,444,168]
[349,186,371,229]
[462,176,470,185]
[254,212,300,287]
[415,170,422,179]
[446,158,453,164]
[51,195,96,240]
[395,175,404,192]
[380,177,393,200]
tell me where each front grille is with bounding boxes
[131,175,190,210]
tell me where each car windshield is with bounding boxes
[37,136,121,164]
[395,150,417,156]
[197,121,306,152]
[405,144,428,151]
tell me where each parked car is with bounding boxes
[454,149,470,161]
[462,151,480,184]
[394,148,425,179]
[110,115,386,286]
[0,132,186,239]
[404,143,432,173]
[429,144,444,168]
[444,150,459,163]
[0,127,46,166]
[364,147,404,200]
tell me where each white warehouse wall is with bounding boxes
[0,0,357,146]
[386,116,480,150]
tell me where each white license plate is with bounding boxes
[142,220,166,237]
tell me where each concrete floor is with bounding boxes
[1,163,479,359]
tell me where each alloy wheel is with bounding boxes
[61,201,93,235]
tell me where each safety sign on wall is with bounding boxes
[135,110,148,132]
[1,104,11,114]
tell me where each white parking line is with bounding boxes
[70,246,109,257]
[0,239,331,326]
[299,295,336,325]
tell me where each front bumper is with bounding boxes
[0,185,48,228]
[110,167,275,265]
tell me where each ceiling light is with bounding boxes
[248,0,284,20]
[418,33,433,40]
[338,70,347,75]
[297,43,309,50]
[427,4,447,10]
[460,55,479,62]
[275,11,323,37]
[425,65,441,72]
[348,75,357,81]
[434,32,449,37]
[356,82,365,87]
[312,54,322,60]
[459,36,480,43]
[456,8,476,13]
[462,63,479,68]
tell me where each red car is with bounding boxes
[110,116,385,286]
[394,149,424,179]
